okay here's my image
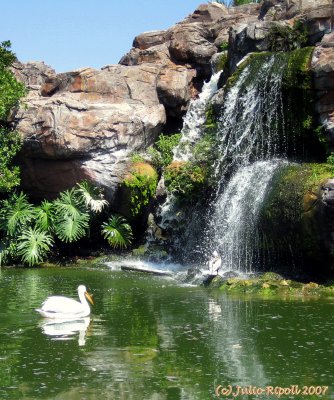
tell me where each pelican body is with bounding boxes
[36,285,94,319]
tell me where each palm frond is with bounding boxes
[54,212,90,243]
[17,228,53,266]
[35,200,55,232]
[76,180,108,213]
[102,215,133,249]
[0,192,36,236]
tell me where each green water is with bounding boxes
[0,265,333,400]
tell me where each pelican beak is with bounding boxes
[85,291,94,306]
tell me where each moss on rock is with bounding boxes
[259,163,334,276]
[120,162,158,219]
[216,274,334,298]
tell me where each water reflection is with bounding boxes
[39,317,91,346]
[0,267,333,399]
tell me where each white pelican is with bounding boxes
[36,285,94,319]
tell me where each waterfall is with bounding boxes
[204,53,292,273]
[157,71,222,230]
[207,160,286,273]
[173,71,222,162]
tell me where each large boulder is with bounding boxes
[167,23,217,66]
[14,64,166,203]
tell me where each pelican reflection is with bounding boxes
[39,317,91,346]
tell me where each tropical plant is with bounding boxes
[17,228,53,266]
[102,215,133,249]
[76,180,108,213]
[54,212,90,243]
[53,188,90,243]
[0,192,36,236]
[35,200,55,232]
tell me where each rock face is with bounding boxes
[312,46,334,142]
[15,64,166,201]
[11,0,334,209]
[12,1,262,204]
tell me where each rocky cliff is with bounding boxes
[11,0,334,212]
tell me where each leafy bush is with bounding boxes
[0,41,26,194]
[219,42,229,51]
[149,133,181,169]
[76,180,108,213]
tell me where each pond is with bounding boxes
[0,264,333,399]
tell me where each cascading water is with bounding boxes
[173,71,222,162]
[157,71,222,230]
[203,53,294,273]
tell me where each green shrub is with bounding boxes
[327,153,334,165]
[216,51,228,72]
[130,153,145,163]
[219,42,229,51]
[152,133,181,168]
[268,21,308,52]
[164,161,207,201]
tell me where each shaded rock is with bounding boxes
[157,64,197,116]
[312,46,334,139]
[259,272,284,281]
[186,267,202,282]
[321,31,334,48]
[229,20,290,72]
[260,0,332,21]
[146,213,167,242]
[202,274,223,287]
